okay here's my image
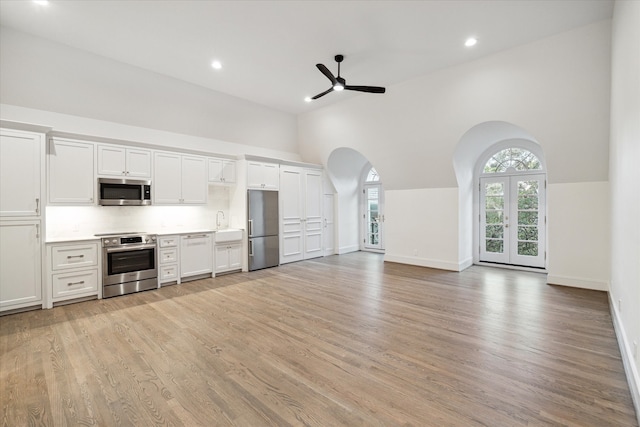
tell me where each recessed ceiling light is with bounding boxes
[33,0,49,5]
[211,60,222,70]
[304,97,312,103]
[465,37,478,47]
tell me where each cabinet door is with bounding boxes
[280,166,304,264]
[181,156,207,204]
[208,158,224,182]
[247,162,265,189]
[180,234,213,277]
[153,152,182,204]
[97,145,126,176]
[0,221,42,310]
[222,160,236,183]
[303,169,323,259]
[126,149,151,178]
[214,244,230,272]
[262,163,280,190]
[48,139,95,204]
[0,129,42,217]
[228,244,242,270]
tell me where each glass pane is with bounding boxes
[368,187,379,199]
[485,196,504,210]
[366,168,380,182]
[518,226,538,241]
[486,211,504,224]
[485,183,504,196]
[484,148,542,173]
[486,239,504,253]
[518,196,538,210]
[486,225,504,239]
[518,211,538,225]
[518,242,538,256]
[518,180,538,196]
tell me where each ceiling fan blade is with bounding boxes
[344,85,386,94]
[311,87,334,100]
[316,63,337,85]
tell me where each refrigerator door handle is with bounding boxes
[249,240,254,256]
[248,219,254,236]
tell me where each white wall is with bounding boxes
[547,182,610,291]
[385,188,461,270]
[609,0,640,418]
[0,27,298,154]
[298,20,612,275]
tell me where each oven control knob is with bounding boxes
[151,236,156,242]
[104,239,111,245]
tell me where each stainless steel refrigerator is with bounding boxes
[247,190,279,271]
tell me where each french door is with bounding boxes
[479,174,545,268]
[363,184,384,251]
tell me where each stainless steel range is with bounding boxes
[99,232,157,298]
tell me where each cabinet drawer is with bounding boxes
[52,269,98,299]
[159,236,179,248]
[160,264,178,281]
[51,243,98,271]
[160,248,177,264]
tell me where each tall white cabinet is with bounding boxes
[279,166,323,264]
[0,128,46,312]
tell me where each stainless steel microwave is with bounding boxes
[98,178,151,206]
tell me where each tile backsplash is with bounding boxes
[46,186,232,239]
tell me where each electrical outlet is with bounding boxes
[633,341,638,360]
[618,299,622,312]
[413,249,418,256]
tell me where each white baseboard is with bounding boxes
[459,257,474,271]
[609,292,640,426]
[383,254,464,271]
[546,275,608,291]
[338,244,359,255]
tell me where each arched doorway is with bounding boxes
[326,148,385,255]
[476,146,546,268]
[453,121,547,271]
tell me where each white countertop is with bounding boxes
[46,228,244,243]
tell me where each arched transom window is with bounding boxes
[366,167,380,182]
[483,148,542,174]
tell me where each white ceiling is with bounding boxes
[0,0,614,115]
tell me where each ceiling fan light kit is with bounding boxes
[310,54,386,100]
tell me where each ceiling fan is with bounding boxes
[310,54,386,100]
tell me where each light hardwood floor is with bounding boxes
[1,252,637,426]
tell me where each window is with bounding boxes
[483,148,541,174]
[366,167,380,182]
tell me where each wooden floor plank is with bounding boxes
[1,252,637,426]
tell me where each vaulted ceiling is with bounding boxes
[0,1,614,114]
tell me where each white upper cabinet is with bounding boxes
[153,152,207,204]
[48,138,95,205]
[247,161,279,190]
[208,158,236,184]
[0,129,43,217]
[181,155,207,204]
[97,144,151,178]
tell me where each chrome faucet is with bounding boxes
[216,210,225,228]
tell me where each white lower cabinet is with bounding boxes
[180,233,213,280]
[0,220,43,312]
[215,243,242,274]
[47,241,99,306]
[158,235,180,285]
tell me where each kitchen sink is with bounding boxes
[214,229,243,243]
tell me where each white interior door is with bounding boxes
[480,174,546,268]
[323,194,335,256]
[363,184,384,251]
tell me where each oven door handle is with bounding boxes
[105,244,156,253]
